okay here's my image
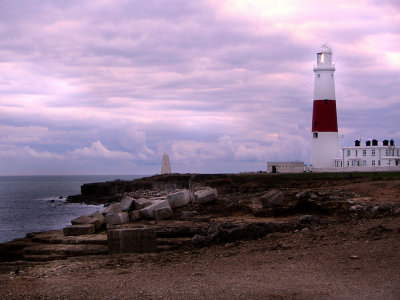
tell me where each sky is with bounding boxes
[0,0,399,175]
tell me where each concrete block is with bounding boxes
[129,210,141,222]
[194,188,218,204]
[120,196,135,212]
[71,215,103,231]
[107,227,157,253]
[154,206,173,220]
[63,224,95,236]
[105,212,129,225]
[139,199,171,219]
[133,198,152,210]
[102,202,122,216]
[91,211,105,223]
[167,190,192,208]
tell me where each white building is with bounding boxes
[335,139,400,168]
[267,161,305,173]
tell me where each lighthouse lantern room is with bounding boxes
[310,44,339,168]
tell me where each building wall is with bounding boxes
[267,162,305,173]
[337,145,400,168]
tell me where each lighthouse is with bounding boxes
[310,44,339,168]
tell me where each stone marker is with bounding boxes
[139,199,171,219]
[120,196,135,212]
[105,212,129,225]
[63,224,95,236]
[194,188,218,204]
[102,202,122,216]
[71,215,103,230]
[107,227,156,253]
[167,190,192,208]
[161,153,172,174]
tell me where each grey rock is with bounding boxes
[299,215,319,224]
[102,202,122,216]
[139,199,171,219]
[133,198,152,210]
[120,196,136,212]
[107,227,156,253]
[71,215,103,231]
[167,190,192,208]
[154,206,173,220]
[194,188,218,204]
[63,224,95,236]
[128,210,141,222]
[105,212,129,225]
[260,190,287,208]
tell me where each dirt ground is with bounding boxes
[1,216,399,299]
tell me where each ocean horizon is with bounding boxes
[0,175,146,243]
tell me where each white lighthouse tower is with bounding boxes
[310,44,339,168]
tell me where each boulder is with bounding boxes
[139,199,171,219]
[194,188,218,204]
[167,190,192,208]
[260,190,287,208]
[129,210,141,222]
[105,212,129,225]
[91,211,105,223]
[63,224,95,236]
[120,196,135,212]
[154,206,173,220]
[71,215,103,231]
[102,202,122,216]
[133,198,153,210]
[107,227,157,253]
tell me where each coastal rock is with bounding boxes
[128,210,141,222]
[107,227,157,253]
[91,211,105,224]
[167,190,192,208]
[139,199,171,219]
[154,206,173,220]
[260,190,287,208]
[194,188,217,204]
[63,224,95,236]
[105,212,129,225]
[71,215,103,231]
[120,196,135,212]
[133,198,153,210]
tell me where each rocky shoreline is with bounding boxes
[1,172,400,262]
[1,172,400,298]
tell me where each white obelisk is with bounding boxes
[161,153,172,174]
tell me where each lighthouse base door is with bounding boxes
[272,166,277,173]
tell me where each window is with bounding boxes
[372,160,375,166]
[317,74,320,78]
[347,161,350,166]
[313,132,318,138]
[386,149,389,156]
[372,150,375,156]
[355,150,358,157]
[347,150,350,157]
[357,161,360,166]
[363,150,366,156]
[388,160,391,166]
[397,150,399,156]
[351,160,354,166]
[378,160,381,166]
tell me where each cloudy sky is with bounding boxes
[0,0,399,175]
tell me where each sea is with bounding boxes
[0,175,145,243]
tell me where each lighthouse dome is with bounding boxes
[319,43,332,53]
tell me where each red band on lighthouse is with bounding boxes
[312,99,338,132]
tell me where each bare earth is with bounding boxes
[1,177,400,299]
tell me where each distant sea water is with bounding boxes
[0,175,145,243]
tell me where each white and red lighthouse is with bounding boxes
[310,44,339,168]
